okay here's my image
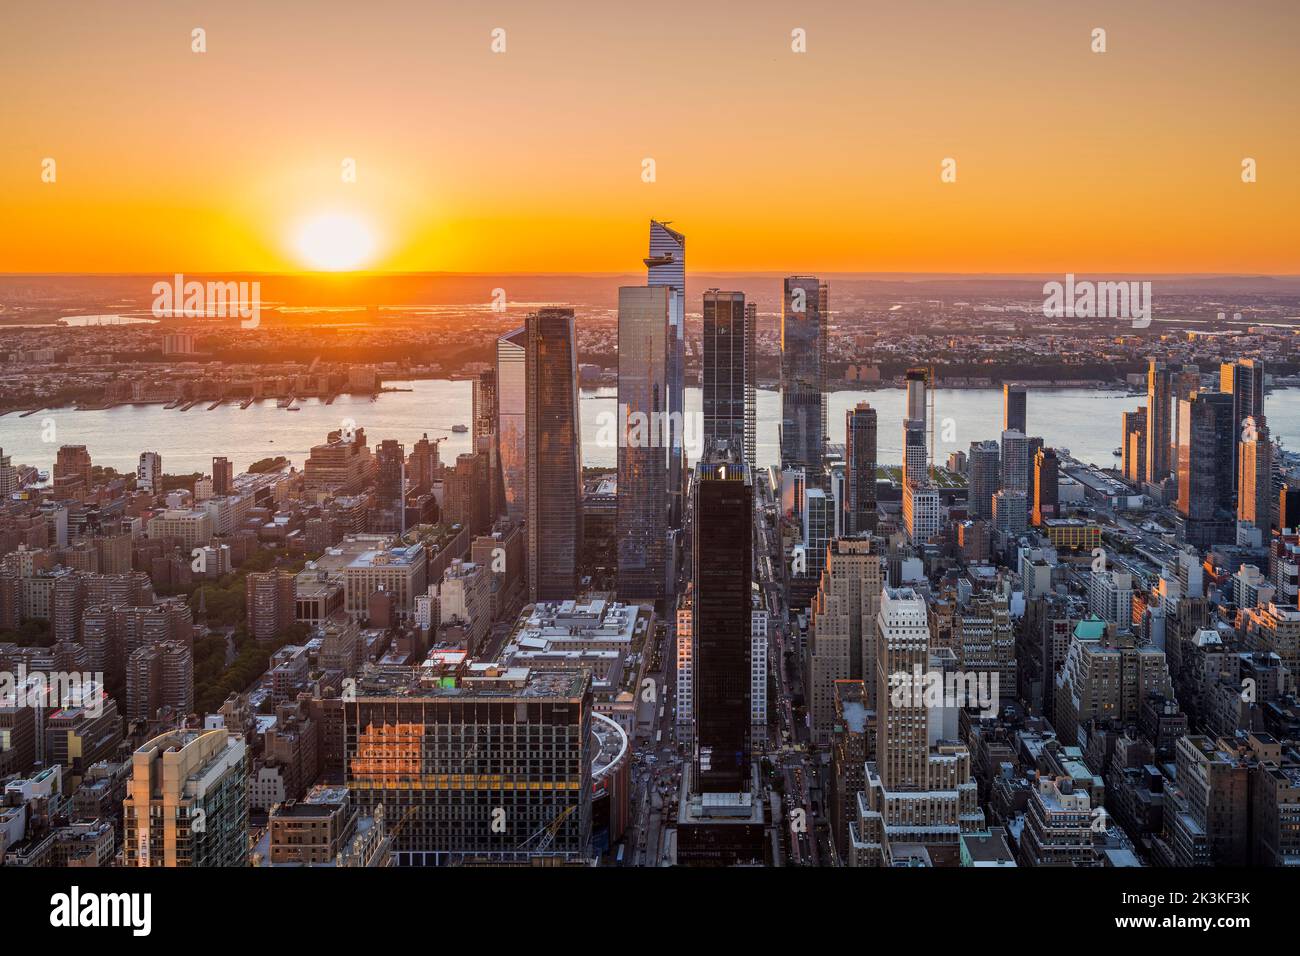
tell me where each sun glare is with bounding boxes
[293,212,377,271]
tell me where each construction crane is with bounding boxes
[515,804,578,853]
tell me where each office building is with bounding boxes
[845,403,878,534]
[692,459,753,794]
[702,289,754,466]
[646,220,686,527]
[497,326,528,520]
[1121,408,1147,486]
[617,285,670,601]
[1033,447,1059,525]
[968,440,1000,520]
[345,666,592,865]
[1146,359,1172,484]
[526,308,584,601]
[780,275,827,477]
[1177,391,1236,549]
[1003,383,1027,434]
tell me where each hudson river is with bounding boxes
[1,381,1296,476]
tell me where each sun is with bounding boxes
[293,212,377,271]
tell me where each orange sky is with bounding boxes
[2,0,1297,274]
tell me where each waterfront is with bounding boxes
[1,379,1296,477]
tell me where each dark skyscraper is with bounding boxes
[702,289,753,465]
[968,440,1000,520]
[526,308,583,601]
[1122,408,1147,486]
[845,403,878,535]
[1003,383,1027,434]
[780,276,827,478]
[1146,359,1172,484]
[692,458,753,794]
[374,439,405,533]
[1177,391,1235,549]
[212,456,233,496]
[617,285,669,601]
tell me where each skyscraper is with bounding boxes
[617,285,669,601]
[702,289,753,464]
[526,308,583,601]
[1221,359,1265,489]
[692,458,753,794]
[1003,383,1027,434]
[845,403,878,535]
[744,302,758,469]
[1033,447,1059,525]
[497,326,528,521]
[1145,359,1172,484]
[1177,391,1235,549]
[1238,416,1272,534]
[212,456,234,496]
[967,439,1000,521]
[1000,429,1030,494]
[646,220,686,528]
[136,451,161,494]
[373,439,405,533]
[781,275,827,478]
[472,366,505,523]
[1122,408,1147,486]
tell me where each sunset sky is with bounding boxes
[2,0,1297,274]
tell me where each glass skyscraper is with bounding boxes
[781,275,827,477]
[702,289,754,465]
[526,308,583,601]
[496,326,527,521]
[616,285,670,600]
[645,220,686,528]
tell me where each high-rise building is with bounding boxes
[53,444,93,497]
[1145,359,1172,484]
[124,728,249,867]
[472,367,505,525]
[743,302,758,468]
[1238,416,1273,534]
[851,587,985,866]
[617,285,670,601]
[345,667,592,865]
[1003,383,1027,434]
[646,220,686,527]
[702,289,754,464]
[126,640,194,720]
[1033,447,1059,525]
[845,403,878,535]
[408,433,441,493]
[472,367,498,447]
[807,539,885,741]
[904,486,943,543]
[1121,408,1147,485]
[1221,359,1265,488]
[526,308,583,601]
[497,326,528,521]
[373,439,405,533]
[1000,429,1030,494]
[692,459,753,795]
[968,440,1000,520]
[247,569,295,641]
[212,456,234,496]
[781,275,827,478]
[1177,391,1235,549]
[903,421,928,491]
[136,451,162,494]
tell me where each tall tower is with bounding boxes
[692,458,753,794]
[781,276,827,478]
[646,220,686,528]
[903,368,930,490]
[845,403,878,534]
[1145,359,1172,484]
[1221,359,1265,490]
[1003,383,1027,434]
[967,440,1000,520]
[702,290,751,462]
[744,301,758,470]
[1238,416,1272,533]
[617,285,670,601]
[497,326,528,521]
[1033,447,1059,525]
[526,308,583,601]
[1177,391,1235,549]
[876,588,932,791]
